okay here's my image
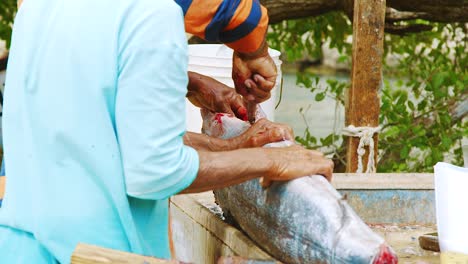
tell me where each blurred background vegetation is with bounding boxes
[0,0,15,49]
[267,14,466,172]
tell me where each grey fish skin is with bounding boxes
[214,176,386,264]
[202,110,397,264]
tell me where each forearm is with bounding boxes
[181,148,271,193]
[186,71,205,107]
[184,132,239,152]
[187,71,202,92]
[234,36,269,59]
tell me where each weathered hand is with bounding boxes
[187,72,248,120]
[232,44,277,104]
[232,119,294,149]
[262,145,334,188]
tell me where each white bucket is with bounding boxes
[434,162,468,256]
[186,44,282,132]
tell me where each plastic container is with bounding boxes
[186,44,282,132]
[434,162,468,260]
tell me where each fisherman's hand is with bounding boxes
[187,72,248,120]
[262,145,334,188]
[232,41,277,104]
[232,119,294,149]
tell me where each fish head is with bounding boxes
[201,109,251,140]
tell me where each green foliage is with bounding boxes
[0,0,17,49]
[268,14,467,172]
[379,23,467,172]
[268,12,352,62]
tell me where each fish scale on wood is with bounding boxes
[201,107,398,264]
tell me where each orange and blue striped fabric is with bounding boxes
[175,0,268,53]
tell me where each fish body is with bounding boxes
[201,109,398,264]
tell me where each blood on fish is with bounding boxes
[237,107,248,121]
[373,244,398,264]
[214,113,224,125]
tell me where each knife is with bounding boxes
[247,100,257,124]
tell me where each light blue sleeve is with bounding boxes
[115,0,199,200]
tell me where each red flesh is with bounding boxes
[214,113,224,125]
[373,244,398,264]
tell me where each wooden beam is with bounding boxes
[217,257,281,264]
[71,243,181,264]
[345,0,386,172]
[71,243,277,264]
[332,173,434,189]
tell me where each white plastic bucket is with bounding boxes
[434,162,468,257]
[186,44,282,132]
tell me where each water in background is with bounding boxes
[274,72,347,140]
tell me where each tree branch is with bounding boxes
[261,0,468,24]
[385,8,430,22]
[262,0,339,24]
[384,23,433,35]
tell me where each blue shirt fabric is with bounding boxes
[0,0,199,263]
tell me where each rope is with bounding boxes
[342,125,381,173]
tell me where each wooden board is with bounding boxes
[170,194,273,264]
[71,243,178,264]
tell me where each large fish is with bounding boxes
[201,108,398,264]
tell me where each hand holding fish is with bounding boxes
[184,118,293,152]
[232,118,294,149]
[263,145,334,187]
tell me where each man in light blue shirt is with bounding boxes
[0,0,333,263]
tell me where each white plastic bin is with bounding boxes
[186,44,282,132]
[434,162,468,259]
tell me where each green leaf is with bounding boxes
[320,134,336,146]
[407,101,415,111]
[425,155,434,167]
[398,163,407,171]
[418,100,428,111]
[400,146,410,159]
[384,126,400,138]
[337,55,347,63]
[396,90,408,105]
[441,136,452,148]
[315,76,320,85]
[315,92,326,101]
[431,72,446,90]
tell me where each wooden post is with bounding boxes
[345,0,386,173]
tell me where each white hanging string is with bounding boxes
[342,125,381,173]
